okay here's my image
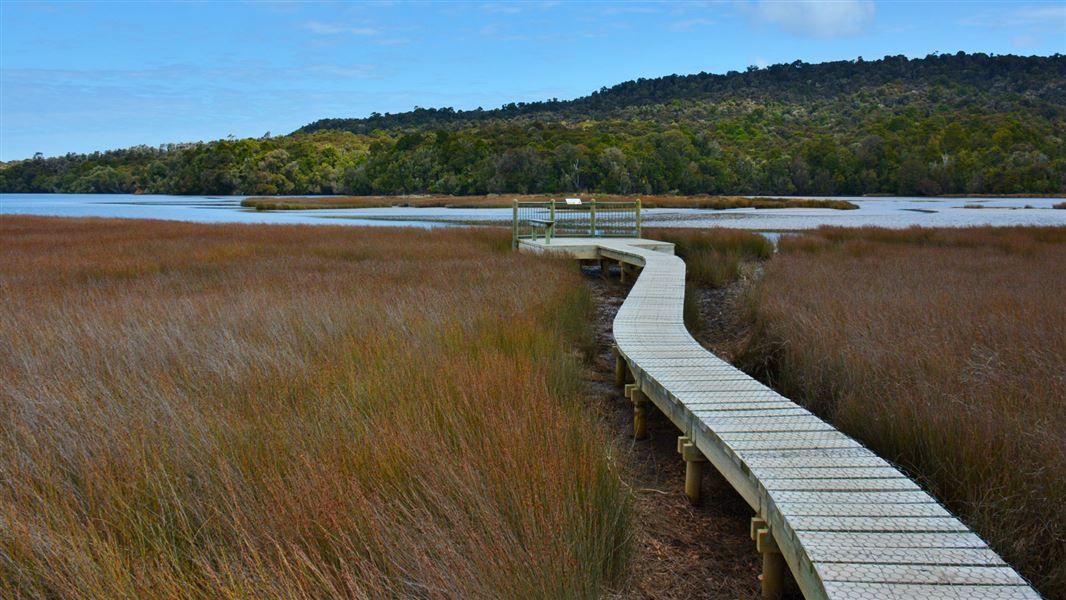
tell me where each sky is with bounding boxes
[1,1,1064,161]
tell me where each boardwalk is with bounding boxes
[519,237,1040,600]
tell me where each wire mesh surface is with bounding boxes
[513,200,640,245]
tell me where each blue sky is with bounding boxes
[1,1,1064,161]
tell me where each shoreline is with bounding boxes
[239,194,859,211]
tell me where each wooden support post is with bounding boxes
[624,383,648,440]
[613,346,626,387]
[751,517,784,600]
[619,260,628,284]
[677,436,707,504]
[599,258,610,280]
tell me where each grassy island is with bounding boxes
[240,194,858,211]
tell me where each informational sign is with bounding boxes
[565,198,582,205]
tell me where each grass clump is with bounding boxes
[741,225,1066,597]
[648,228,773,288]
[0,216,631,599]
[1054,201,1066,209]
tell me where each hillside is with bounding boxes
[3,52,1065,196]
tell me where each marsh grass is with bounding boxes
[742,226,1066,597]
[649,228,773,288]
[0,217,631,599]
[241,194,857,211]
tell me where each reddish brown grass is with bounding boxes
[743,226,1066,597]
[0,217,631,598]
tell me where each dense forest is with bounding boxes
[3,52,1065,196]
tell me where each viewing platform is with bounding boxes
[513,199,1040,600]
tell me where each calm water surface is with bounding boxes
[3,194,1064,230]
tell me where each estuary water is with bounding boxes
[2,194,1064,230]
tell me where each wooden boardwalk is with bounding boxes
[519,237,1040,600]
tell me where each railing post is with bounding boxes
[549,201,556,242]
[512,200,519,249]
[631,201,639,239]
[590,201,597,237]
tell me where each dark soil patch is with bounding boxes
[582,264,764,599]
[686,262,761,361]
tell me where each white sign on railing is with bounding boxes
[565,198,582,205]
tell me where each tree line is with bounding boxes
[2,53,1064,196]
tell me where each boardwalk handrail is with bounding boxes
[518,236,1041,600]
[512,199,641,248]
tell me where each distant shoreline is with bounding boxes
[863,193,1066,198]
[239,194,861,211]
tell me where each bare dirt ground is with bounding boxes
[582,264,762,599]
[584,261,804,599]
[685,262,764,361]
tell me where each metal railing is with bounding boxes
[512,199,641,247]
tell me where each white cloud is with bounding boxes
[303,20,379,36]
[1012,34,1040,49]
[480,1,559,14]
[744,0,875,39]
[668,18,716,32]
[960,4,1066,28]
[1006,5,1066,25]
[305,64,379,79]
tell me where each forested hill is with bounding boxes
[297,52,1065,135]
[3,52,1065,197]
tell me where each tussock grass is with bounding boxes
[647,228,773,335]
[649,228,773,288]
[241,194,857,211]
[742,226,1066,597]
[1054,201,1066,209]
[0,217,631,599]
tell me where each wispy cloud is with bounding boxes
[478,22,532,41]
[959,4,1066,28]
[668,17,716,32]
[958,4,1065,50]
[303,20,379,36]
[481,3,522,15]
[1012,34,1040,49]
[480,1,559,15]
[742,0,875,39]
[3,63,380,86]
[600,4,662,15]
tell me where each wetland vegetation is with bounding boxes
[0,217,632,599]
[734,226,1066,597]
